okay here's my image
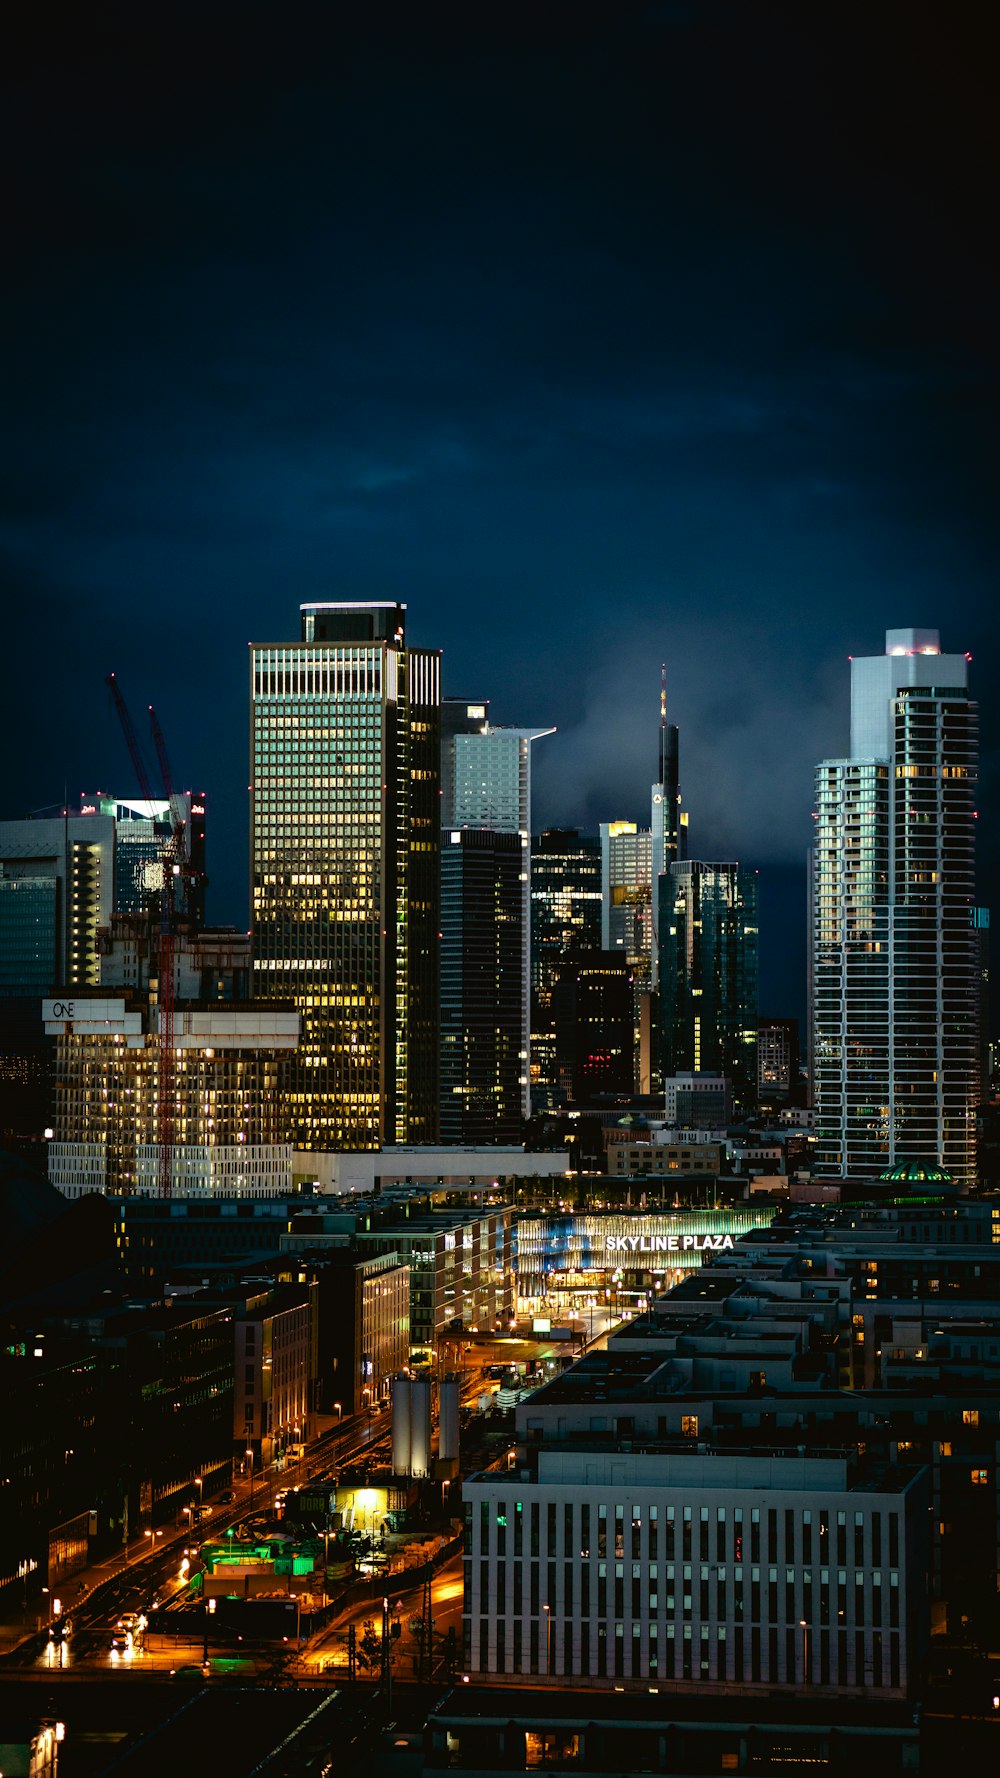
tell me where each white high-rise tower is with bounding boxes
[811,627,979,1185]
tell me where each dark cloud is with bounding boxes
[2,0,996,1020]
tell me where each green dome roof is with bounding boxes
[877,1158,954,1185]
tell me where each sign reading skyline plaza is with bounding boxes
[514,1208,774,1302]
[605,1231,735,1254]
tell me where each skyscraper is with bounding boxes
[659,860,760,1118]
[600,819,653,1089]
[811,627,979,1184]
[439,828,523,1143]
[250,601,440,1151]
[446,722,554,1117]
[650,665,687,989]
[439,696,490,827]
[552,952,634,1102]
[529,828,603,1106]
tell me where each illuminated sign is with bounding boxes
[605,1233,735,1254]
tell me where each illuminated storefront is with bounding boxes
[514,1208,774,1313]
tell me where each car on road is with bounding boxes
[110,1610,146,1657]
[218,1489,234,1505]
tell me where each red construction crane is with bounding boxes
[106,674,184,1199]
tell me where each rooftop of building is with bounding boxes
[56,1297,234,1337]
[485,1444,922,1496]
[430,1687,918,1730]
[653,1272,744,1304]
[878,1156,955,1185]
[112,1195,304,1219]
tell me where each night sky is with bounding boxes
[4,2,996,1023]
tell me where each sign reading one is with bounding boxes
[605,1233,735,1255]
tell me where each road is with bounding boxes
[6,1404,398,1678]
[299,1550,464,1682]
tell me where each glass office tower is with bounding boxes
[440,827,523,1143]
[529,828,602,1106]
[448,723,554,1118]
[250,602,440,1150]
[601,820,654,1090]
[812,628,979,1184]
[658,860,760,1118]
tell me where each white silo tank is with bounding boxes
[391,1372,412,1477]
[439,1373,460,1464]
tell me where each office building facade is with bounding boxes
[758,1017,799,1104]
[440,697,490,829]
[650,670,688,992]
[440,828,524,1144]
[251,601,440,1151]
[551,952,634,1103]
[812,628,979,1183]
[446,722,554,1118]
[44,924,299,1198]
[659,861,759,1119]
[601,821,653,1091]
[462,1447,925,1696]
[0,797,205,1159]
[529,829,602,1107]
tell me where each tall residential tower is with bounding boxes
[811,627,979,1184]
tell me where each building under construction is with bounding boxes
[44,917,299,1198]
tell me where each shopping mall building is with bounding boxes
[514,1208,776,1321]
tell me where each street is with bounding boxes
[300,1550,464,1682]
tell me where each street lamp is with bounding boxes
[333,1402,343,1424]
[246,1448,255,1506]
[799,1618,810,1684]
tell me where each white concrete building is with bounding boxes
[462,1448,926,1697]
[811,627,979,1184]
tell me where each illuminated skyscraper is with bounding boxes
[440,828,523,1143]
[250,601,440,1150]
[659,860,759,1118]
[650,664,687,989]
[529,828,602,1107]
[447,722,554,1117]
[601,819,653,1090]
[811,627,979,1184]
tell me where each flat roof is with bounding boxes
[432,1686,917,1729]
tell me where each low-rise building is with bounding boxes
[606,1141,723,1177]
[274,1246,409,1416]
[293,1145,570,1195]
[281,1199,515,1356]
[462,1445,927,1696]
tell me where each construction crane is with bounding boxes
[106,674,186,1199]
